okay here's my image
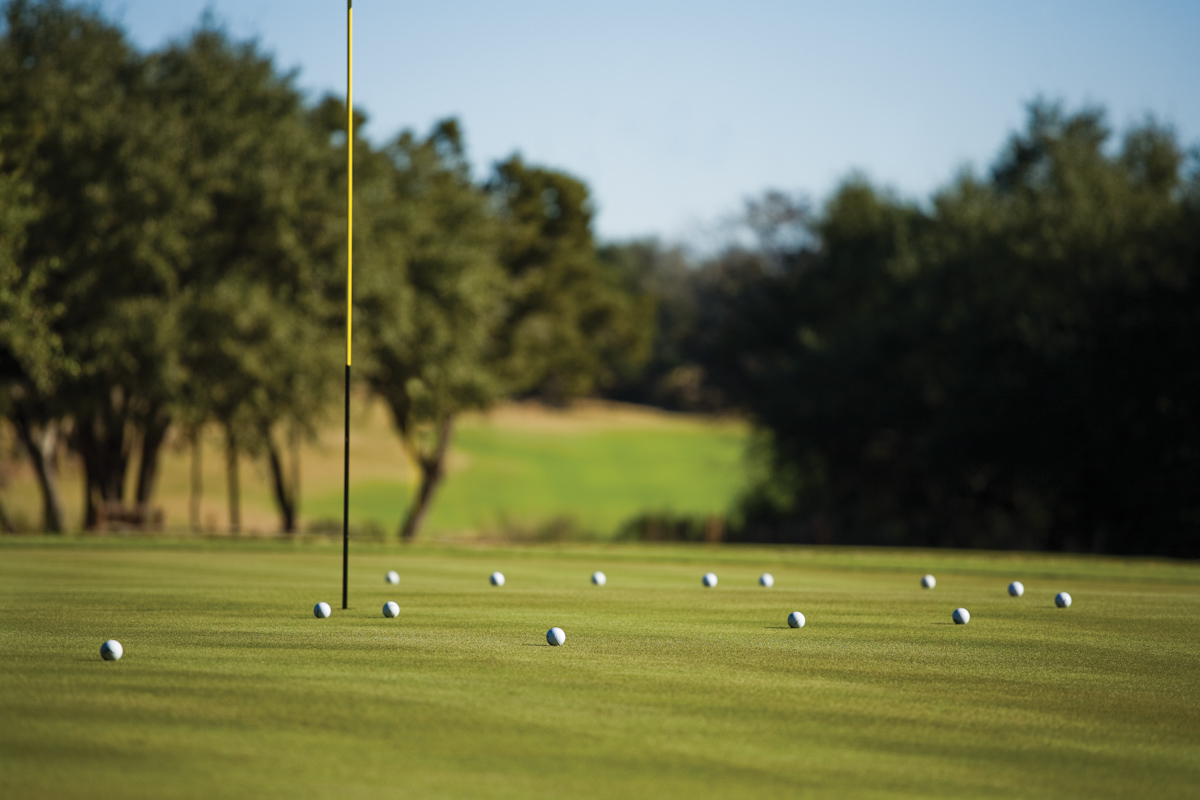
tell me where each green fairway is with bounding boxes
[300,402,749,538]
[305,419,748,537]
[0,401,748,538]
[1,540,1197,799]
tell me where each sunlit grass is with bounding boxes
[0,540,1196,799]
[305,413,747,537]
[0,400,749,538]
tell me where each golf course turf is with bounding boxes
[0,401,750,539]
[1,539,1197,798]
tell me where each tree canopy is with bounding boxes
[693,103,1200,557]
[0,0,649,539]
[2,0,1195,556]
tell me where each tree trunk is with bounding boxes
[226,428,240,534]
[0,496,14,533]
[399,417,454,541]
[79,421,100,529]
[266,433,296,534]
[289,428,301,528]
[189,429,203,532]
[105,425,128,502]
[135,410,170,506]
[76,410,133,529]
[11,403,66,533]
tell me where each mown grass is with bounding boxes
[306,419,748,537]
[1,539,1196,799]
[0,400,748,538]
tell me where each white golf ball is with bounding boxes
[1055,591,1072,608]
[591,571,607,586]
[702,572,718,588]
[759,573,775,588]
[787,611,805,628]
[952,607,970,624]
[385,570,400,585]
[383,601,399,618]
[546,627,566,646]
[490,572,505,587]
[100,640,123,661]
[921,574,936,589]
[314,601,332,618]
[1008,581,1025,597]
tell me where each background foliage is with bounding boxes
[2,1,1196,555]
[609,105,1199,557]
[0,0,647,539]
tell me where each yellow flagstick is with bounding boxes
[342,0,353,610]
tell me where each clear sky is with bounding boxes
[96,0,1200,243]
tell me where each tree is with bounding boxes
[155,25,341,533]
[0,0,189,529]
[597,239,722,410]
[354,135,657,541]
[0,152,71,531]
[714,103,1200,557]
[489,156,653,404]
[1,3,341,534]
[353,119,506,540]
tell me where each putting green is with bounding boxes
[1,539,1197,798]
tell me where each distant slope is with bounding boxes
[305,401,749,538]
[0,400,749,538]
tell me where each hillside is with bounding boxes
[0,400,749,539]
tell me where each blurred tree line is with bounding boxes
[3,2,1196,557]
[603,104,1199,558]
[0,0,649,538]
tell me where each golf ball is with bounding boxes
[591,571,607,586]
[921,574,936,589]
[546,626,566,646]
[314,602,332,618]
[1008,581,1025,597]
[952,607,970,624]
[702,572,718,588]
[100,640,123,661]
[490,572,505,587]
[787,611,805,628]
[1055,591,1072,608]
[383,601,399,618]
[759,573,775,588]
[385,570,400,585]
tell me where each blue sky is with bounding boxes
[97,0,1200,243]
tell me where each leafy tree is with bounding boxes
[353,130,654,540]
[154,26,341,533]
[179,278,333,533]
[1,2,340,533]
[715,103,1200,556]
[936,104,1200,554]
[0,153,71,530]
[353,118,505,540]
[0,0,190,528]
[489,156,653,404]
[597,194,811,413]
[597,239,720,410]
